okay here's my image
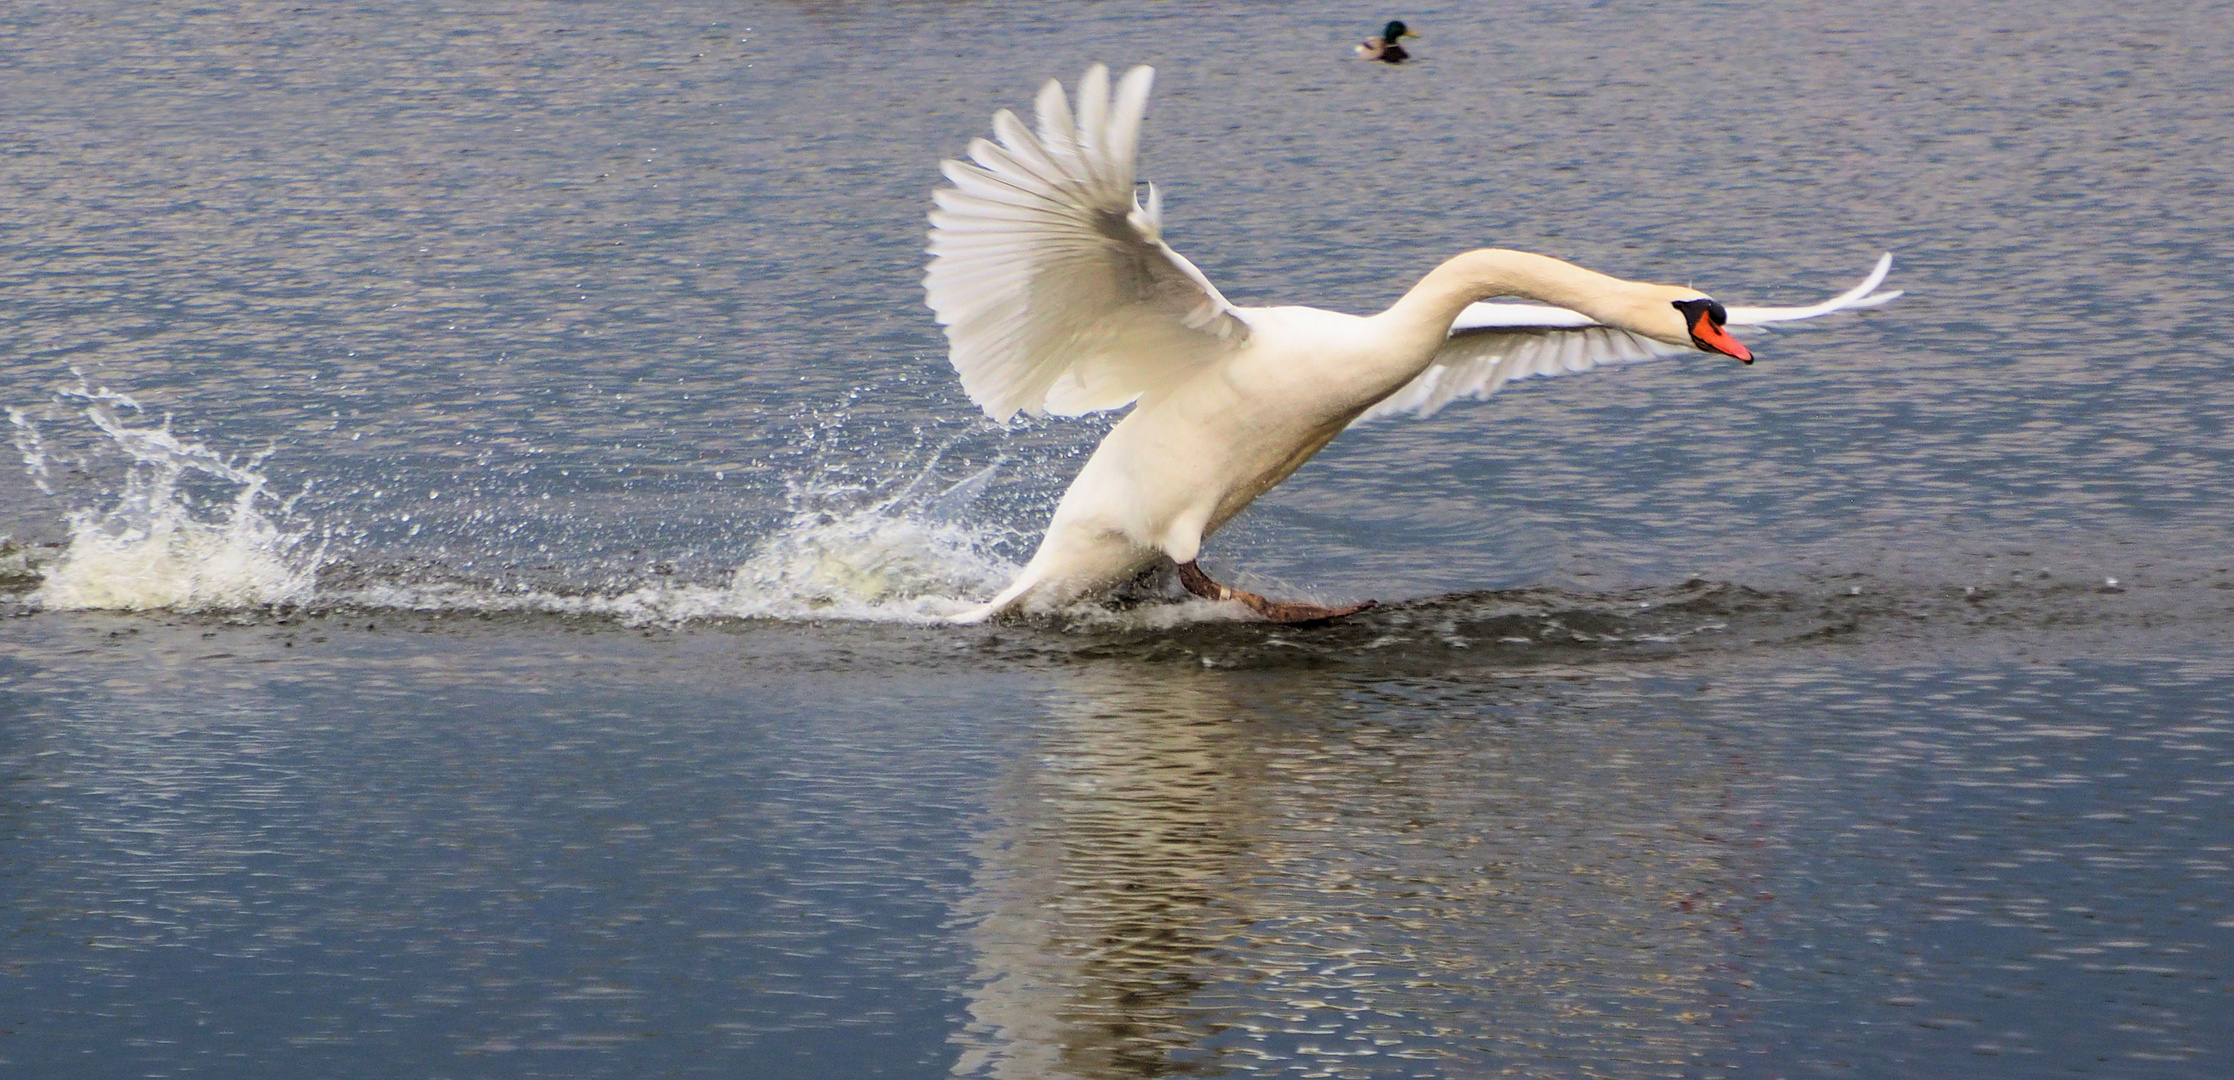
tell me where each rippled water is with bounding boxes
[4,1,2231,1077]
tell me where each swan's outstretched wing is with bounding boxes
[1357,323,1683,420]
[1723,252,1902,326]
[926,65,1248,423]
[1358,254,1901,421]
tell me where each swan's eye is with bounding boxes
[1671,297,1727,327]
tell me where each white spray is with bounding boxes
[10,378,323,611]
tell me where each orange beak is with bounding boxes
[1682,302,1753,364]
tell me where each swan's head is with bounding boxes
[1599,283,1750,364]
[1670,296,1752,364]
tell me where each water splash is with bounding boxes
[338,460,1028,624]
[12,379,323,612]
[721,463,1021,619]
[7,403,56,495]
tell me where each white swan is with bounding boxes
[927,65,1900,623]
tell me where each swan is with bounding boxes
[926,65,1899,623]
[1356,20,1417,62]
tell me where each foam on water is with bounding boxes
[11,380,324,612]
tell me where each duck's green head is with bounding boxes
[1382,20,1416,41]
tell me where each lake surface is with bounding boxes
[3,1,2231,1076]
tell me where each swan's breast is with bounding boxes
[1049,307,1407,545]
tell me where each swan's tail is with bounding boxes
[947,568,1042,624]
[946,525,1149,623]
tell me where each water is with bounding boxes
[3,1,2231,1076]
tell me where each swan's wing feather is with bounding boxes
[925,64,1247,422]
[1727,253,1902,325]
[1362,254,1903,422]
[1358,324,1683,421]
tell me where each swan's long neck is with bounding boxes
[1375,248,1692,358]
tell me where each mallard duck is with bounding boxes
[924,66,1899,623]
[1356,20,1416,62]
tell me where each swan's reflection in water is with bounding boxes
[952,667,1261,1078]
[952,666,1764,1078]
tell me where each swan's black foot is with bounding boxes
[1175,561,1377,624]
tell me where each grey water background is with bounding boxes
[3,0,2231,1076]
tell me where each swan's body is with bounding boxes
[925,66,1899,623]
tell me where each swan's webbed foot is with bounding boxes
[1175,561,1376,624]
